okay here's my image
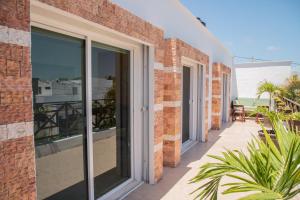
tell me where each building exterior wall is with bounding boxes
[211,63,231,130]
[0,0,232,199]
[36,0,167,185]
[111,0,233,130]
[162,39,209,167]
[232,61,292,99]
[0,0,36,199]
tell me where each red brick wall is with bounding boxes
[163,39,209,167]
[37,0,166,183]
[0,0,36,199]
[0,0,227,197]
[0,136,36,199]
[211,63,231,129]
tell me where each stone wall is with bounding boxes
[0,0,36,199]
[36,0,166,183]
[0,0,232,198]
[162,39,209,167]
[211,63,231,130]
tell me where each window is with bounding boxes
[32,27,87,200]
[91,42,131,198]
[38,87,42,94]
[72,87,78,95]
[31,20,144,199]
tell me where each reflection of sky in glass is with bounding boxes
[31,29,84,81]
[92,48,116,79]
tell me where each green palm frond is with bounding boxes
[190,112,300,200]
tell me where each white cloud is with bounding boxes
[266,45,280,52]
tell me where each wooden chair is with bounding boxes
[232,104,245,122]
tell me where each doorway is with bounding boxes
[31,25,147,200]
[222,74,229,123]
[182,66,191,144]
[181,61,203,153]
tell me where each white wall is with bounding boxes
[111,0,233,128]
[232,61,292,99]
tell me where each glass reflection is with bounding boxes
[92,42,131,198]
[182,66,191,143]
[32,28,87,200]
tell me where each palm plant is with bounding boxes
[257,81,280,109]
[190,113,300,200]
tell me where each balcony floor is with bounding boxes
[125,120,261,200]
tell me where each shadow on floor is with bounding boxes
[125,122,237,200]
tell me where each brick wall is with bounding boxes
[0,0,226,198]
[0,0,36,199]
[37,0,166,183]
[211,63,231,130]
[162,39,209,167]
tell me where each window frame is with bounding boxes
[30,2,148,200]
[181,57,206,154]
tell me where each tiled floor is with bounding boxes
[125,120,262,200]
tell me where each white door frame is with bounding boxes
[222,74,229,123]
[181,57,205,154]
[31,2,150,200]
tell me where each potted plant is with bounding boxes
[190,113,300,199]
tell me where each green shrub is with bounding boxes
[190,112,300,200]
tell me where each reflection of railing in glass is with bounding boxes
[34,101,83,144]
[92,98,116,131]
[34,99,116,144]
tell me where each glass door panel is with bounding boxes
[91,42,131,198]
[182,66,191,143]
[32,28,87,200]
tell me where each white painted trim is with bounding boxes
[85,36,95,200]
[100,179,143,200]
[153,62,164,71]
[154,103,163,111]
[181,140,198,155]
[118,181,144,200]
[154,142,163,152]
[30,0,154,46]
[163,101,181,107]
[0,25,30,46]
[234,60,292,68]
[0,121,33,141]
[164,66,182,73]
[181,59,201,150]
[164,133,181,141]
[221,73,230,123]
[212,95,222,98]
[212,77,222,81]
[199,65,206,142]
[148,46,155,184]
[182,56,206,67]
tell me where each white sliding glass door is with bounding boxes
[32,25,145,200]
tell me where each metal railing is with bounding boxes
[34,99,116,143]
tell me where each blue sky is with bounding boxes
[181,0,300,67]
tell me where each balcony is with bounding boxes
[125,120,261,200]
